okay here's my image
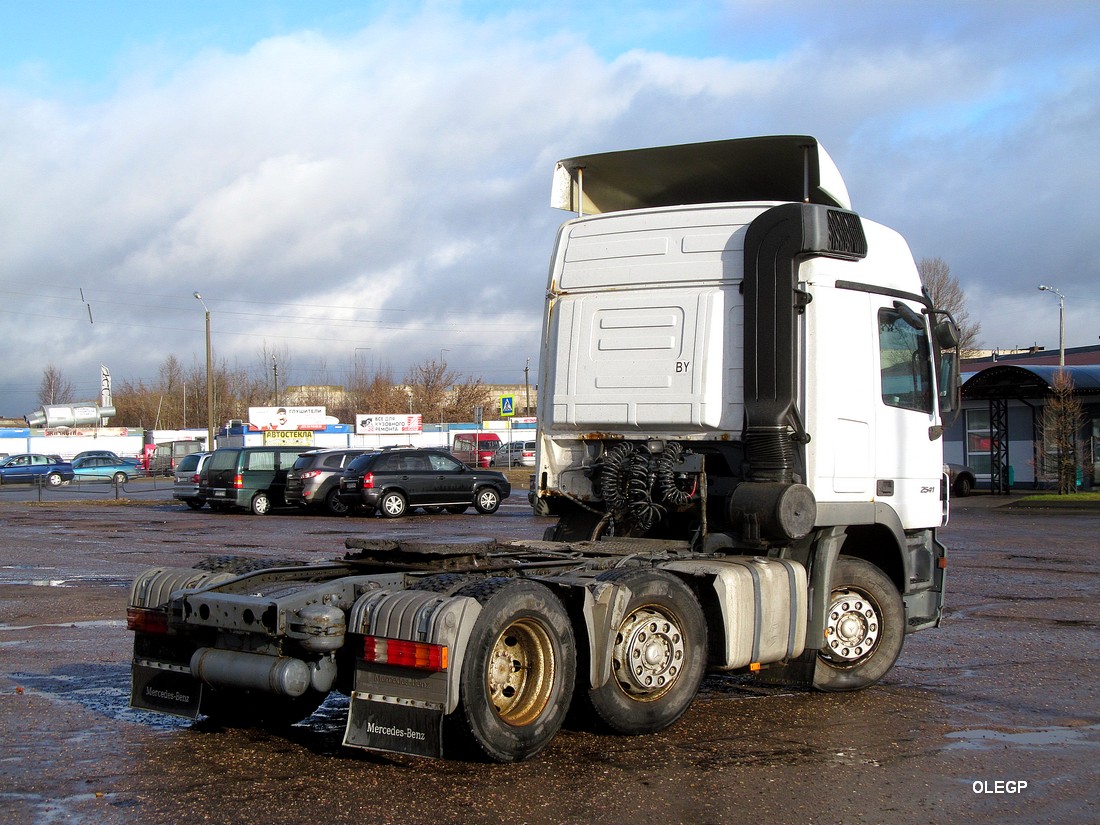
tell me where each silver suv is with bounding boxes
[285,449,368,515]
[172,452,210,510]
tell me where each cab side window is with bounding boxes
[879,307,933,413]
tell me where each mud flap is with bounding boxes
[130,661,202,718]
[343,694,443,758]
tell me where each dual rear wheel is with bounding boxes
[449,569,707,762]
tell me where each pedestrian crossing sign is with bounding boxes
[500,395,515,417]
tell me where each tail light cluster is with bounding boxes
[299,470,322,480]
[363,636,448,672]
[360,472,375,489]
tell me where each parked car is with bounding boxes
[338,447,511,518]
[73,449,128,464]
[490,440,536,467]
[0,454,75,486]
[70,456,137,484]
[945,462,977,497]
[285,448,367,516]
[451,432,503,468]
[172,451,210,510]
[200,446,302,515]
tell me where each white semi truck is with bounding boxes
[127,135,959,762]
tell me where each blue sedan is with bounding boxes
[71,456,138,484]
[0,454,75,486]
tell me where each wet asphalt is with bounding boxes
[0,487,1097,824]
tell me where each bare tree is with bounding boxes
[405,358,490,424]
[38,364,75,405]
[918,257,982,355]
[1041,371,1085,494]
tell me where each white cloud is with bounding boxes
[1,2,1098,415]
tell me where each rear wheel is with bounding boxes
[324,487,349,516]
[583,568,706,734]
[379,491,407,518]
[112,471,128,485]
[446,578,575,762]
[46,472,63,487]
[474,487,501,514]
[813,557,904,691]
[953,475,972,497]
[250,492,272,515]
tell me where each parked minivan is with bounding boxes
[150,440,205,476]
[451,433,502,468]
[199,446,302,515]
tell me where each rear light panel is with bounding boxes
[361,472,375,489]
[362,636,448,672]
[127,606,169,635]
[299,470,322,479]
[233,473,243,489]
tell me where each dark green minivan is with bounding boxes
[199,446,303,515]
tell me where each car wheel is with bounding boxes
[250,492,272,516]
[380,491,407,518]
[185,499,205,510]
[474,487,501,514]
[324,488,349,516]
[953,475,972,497]
[112,472,128,485]
[46,472,63,487]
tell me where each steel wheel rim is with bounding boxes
[822,587,881,665]
[611,605,685,701]
[486,617,555,726]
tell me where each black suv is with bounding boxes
[338,448,511,518]
[285,448,368,515]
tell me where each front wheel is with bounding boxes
[474,487,501,514]
[250,492,272,516]
[582,568,706,735]
[446,578,576,762]
[813,557,905,691]
[379,491,407,518]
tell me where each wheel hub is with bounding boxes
[487,618,555,726]
[823,588,880,662]
[612,606,684,700]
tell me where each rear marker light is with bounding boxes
[233,473,243,489]
[362,472,375,489]
[127,607,169,634]
[363,636,448,672]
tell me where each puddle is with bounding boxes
[0,619,126,632]
[945,723,1100,750]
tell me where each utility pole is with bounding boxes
[272,354,279,405]
[524,357,531,416]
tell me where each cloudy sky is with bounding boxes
[1,0,1098,418]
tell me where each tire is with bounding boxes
[185,499,205,510]
[445,505,468,514]
[474,487,501,514]
[200,687,327,728]
[446,578,576,762]
[379,491,407,518]
[46,472,63,487]
[112,472,128,485]
[813,557,905,692]
[953,475,972,498]
[582,568,706,735]
[250,492,272,516]
[192,555,305,574]
[324,487,350,516]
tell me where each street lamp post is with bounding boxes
[193,292,215,450]
[1038,284,1065,368]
